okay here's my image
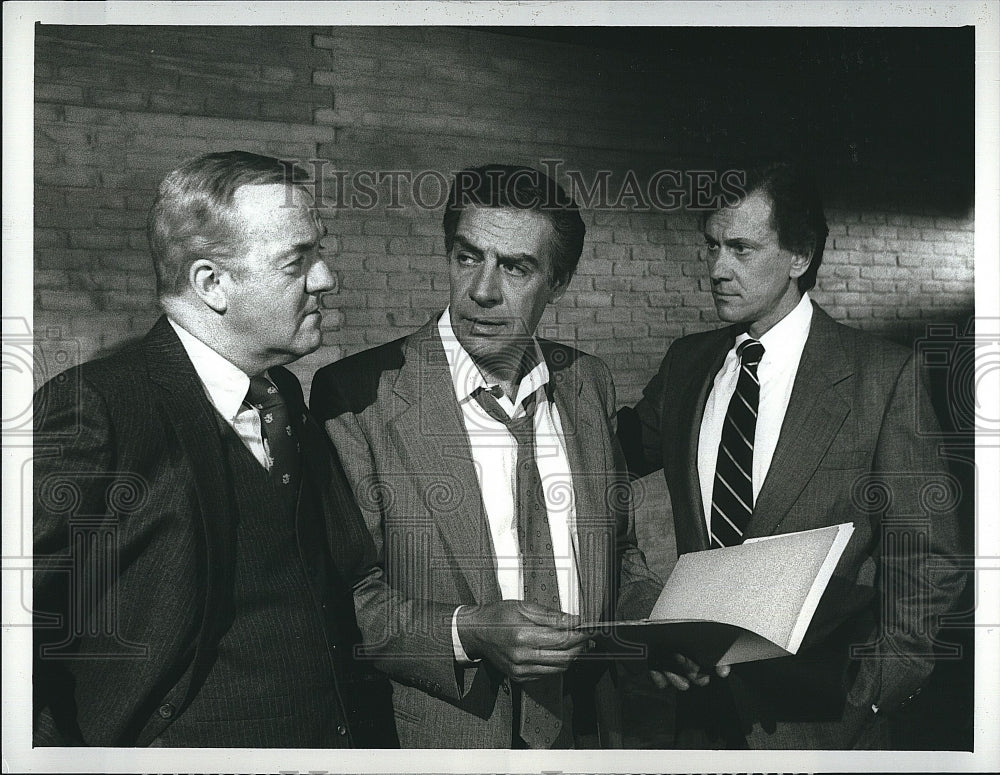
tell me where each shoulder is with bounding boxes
[539,338,609,380]
[33,334,162,449]
[650,325,734,377]
[37,335,152,405]
[310,331,415,419]
[812,306,912,374]
[539,338,615,405]
[312,333,411,394]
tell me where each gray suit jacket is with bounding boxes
[620,303,967,748]
[311,317,662,748]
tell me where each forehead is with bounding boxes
[705,191,776,240]
[454,206,555,263]
[228,183,319,240]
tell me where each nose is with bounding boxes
[708,248,733,284]
[307,256,336,295]
[469,262,502,307]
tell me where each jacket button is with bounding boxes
[158,703,175,719]
[337,724,348,736]
[501,681,510,695]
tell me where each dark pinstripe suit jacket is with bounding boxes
[619,303,967,748]
[32,316,385,746]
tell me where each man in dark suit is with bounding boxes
[33,151,395,747]
[618,162,966,749]
[311,165,662,748]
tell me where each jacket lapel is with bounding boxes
[544,344,608,623]
[143,316,236,568]
[747,306,853,538]
[141,316,237,691]
[388,322,502,603]
[676,330,733,553]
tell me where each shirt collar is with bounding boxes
[438,307,550,409]
[168,317,254,422]
[733,291,814,367]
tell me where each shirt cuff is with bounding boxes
[451,605,479,665]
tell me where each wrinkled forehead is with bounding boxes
[455,205,556,255]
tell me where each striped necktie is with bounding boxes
[473,385,563,749]
[709,339,765,548]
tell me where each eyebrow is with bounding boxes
[452,235,540,267]
[278,235,323,261]
[703,233,761,246]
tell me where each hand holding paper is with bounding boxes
[581,523,856,668]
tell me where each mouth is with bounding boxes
[464,317,508,335]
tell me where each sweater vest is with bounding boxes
[157,422,351,747]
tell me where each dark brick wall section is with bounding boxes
[34,25,974,404]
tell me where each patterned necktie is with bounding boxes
[473,385,563,749]
[709,339,765,548]
[245,374,300,494]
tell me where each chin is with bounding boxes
[291,331,323,356]
[714,302,748,325]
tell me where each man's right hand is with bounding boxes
[455,601,591,681]
[649,652,731,691]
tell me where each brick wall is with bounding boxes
[33,26,975,577]
[35,25,975,398]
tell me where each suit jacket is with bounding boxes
[619,303,966,748]
[33,316,393,747]
[310,317,662,748]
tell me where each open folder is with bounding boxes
[581,522,855,666]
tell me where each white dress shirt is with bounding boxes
[438,309,581,662]
[168,318,273,470]
[697,293,814,534]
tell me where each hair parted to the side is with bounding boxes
[442,164,586,287]
[735,162,829,293]
[147,150,308,298]
[700,161,829,293]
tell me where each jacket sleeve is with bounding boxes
[594,358,664,622]
[310,367,481,704]
[33,370,115,745]
[852,352,967,713]
[615,344,674,480]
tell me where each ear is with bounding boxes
[548,275,569,304]
[788,250,812,280]
[189,259,228,313]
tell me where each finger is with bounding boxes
[518,624,592,650]
[672,653,703,679]
[512,643,588,668]
[649,670,669,690]
[518,603,581,630]
[662,671,691,691]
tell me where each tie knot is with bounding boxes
[737,339,765,368]
[246,375,284,410]
[473,386,538,445]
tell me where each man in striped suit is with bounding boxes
[32,151,395,747]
